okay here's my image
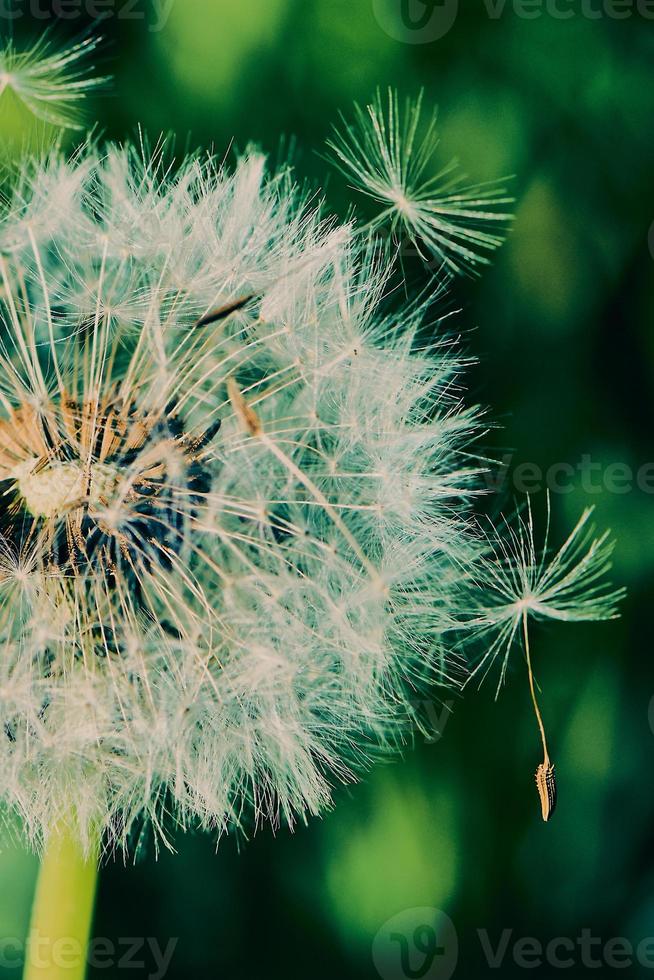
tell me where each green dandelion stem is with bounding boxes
[23,824,99,980]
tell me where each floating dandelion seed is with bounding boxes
[467,496,624,820]
[326,89,514,274]
[0,35,107,130]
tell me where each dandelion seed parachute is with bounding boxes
[0,35,107,130]
[466,497,625,695]
[326,89,514,274]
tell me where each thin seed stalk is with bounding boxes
[23,824,99,980]
[522,611,549,766]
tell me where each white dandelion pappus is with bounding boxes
[467,495,624,695]
[326,89,514,275]
[0,144,483,851]
[0,35,107,130]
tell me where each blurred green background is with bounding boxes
[1,2,653,977]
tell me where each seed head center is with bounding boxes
[14,459,118,519]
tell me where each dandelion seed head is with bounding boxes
[0,143,488,850]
